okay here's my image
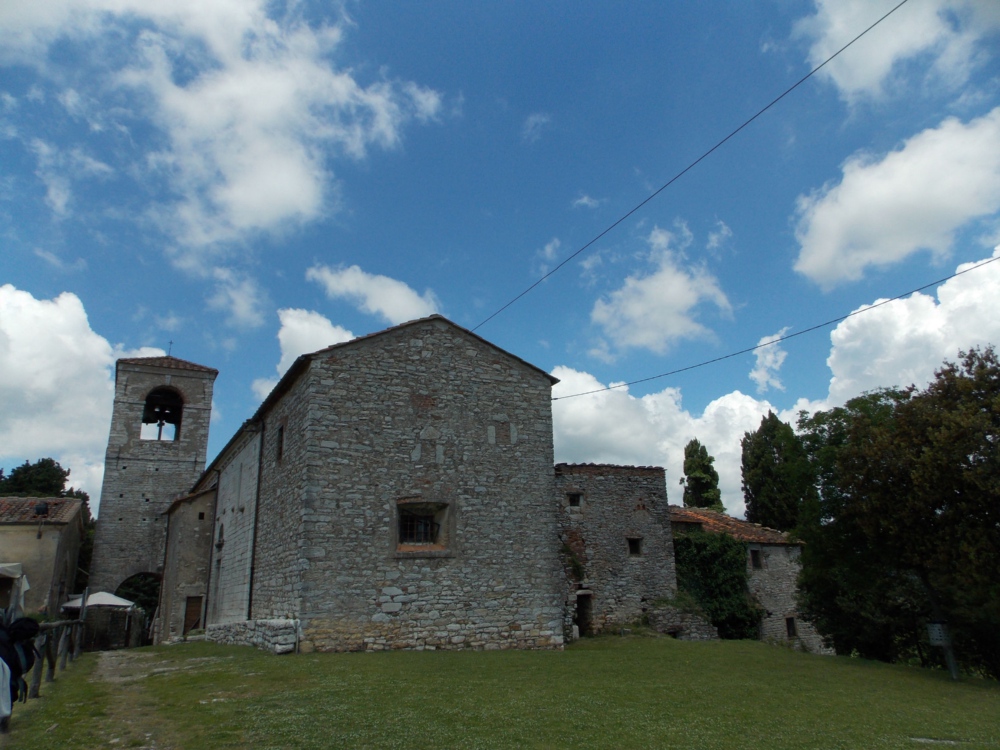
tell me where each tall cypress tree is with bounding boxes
[740,412,812,531]
[681,438,724,512]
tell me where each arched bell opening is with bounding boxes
[140,387,184,441]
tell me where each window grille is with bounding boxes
[399,509,440,544]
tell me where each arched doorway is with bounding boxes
[115,572,161,616]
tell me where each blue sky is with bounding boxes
[2,0,1000,515]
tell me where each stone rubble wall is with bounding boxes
[648,605,719,641]
[748,543,831,654]
[207,618,300,654]
[555,464,677,637]
[245,318,566,652]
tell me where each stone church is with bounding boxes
[91,316,680,651]
[90,315,815,653]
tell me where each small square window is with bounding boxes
[396,499,451,556]
[567,493,582,507]
[786,617,797,638]
[399,508,440,544]
[750,549,762,569]
[198,512,205,520]
[627,537,642,556]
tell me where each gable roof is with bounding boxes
[0,497,83,525]
[117,355,219,375]
[195,314,558,493]
[668,506,793,545]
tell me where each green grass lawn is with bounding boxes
[5,636,999,749]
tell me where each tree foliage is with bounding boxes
[740,412,813,531]
[674,530,763,639]
[681,438,724,512]
[797,348,1000,677]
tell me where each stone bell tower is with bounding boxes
[90,356,218,595]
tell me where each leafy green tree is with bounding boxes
[674,530,763,639]
[740,412,813,531]
[838,348,1000,677]
[796,389,923,662]
[1,457,71,496]
[680,438,724,512]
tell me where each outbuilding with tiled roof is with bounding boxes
[669,505,831,653]
[0,496,85,615]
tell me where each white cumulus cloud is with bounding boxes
[749,328,790,394]
[0,285,163,510]
[306,264,440,325]
[552,368,773,516]
[251,308,354,400]
[0,1,442,253]
[591,225,731,356]
[795,0,1000,102]
[809,247,1000,407]
[794,108,1000,288]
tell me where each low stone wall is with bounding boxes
[648,606,718,641]
[207,618,299,654]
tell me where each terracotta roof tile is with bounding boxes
[117,355,218,375]
[668,505,792,545]
[0,497,83,525]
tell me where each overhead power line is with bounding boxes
[551,255,1000,401]
[472,0,913,333]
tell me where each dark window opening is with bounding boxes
[140,387,184,441]
[627,537,643,556]
[276,425,285,461]
[750,549,762,569]
[396,500,449,553]
[567,492,582,507]
[399,508,440,544]
[216,524,225,550]
[786,617,797,638]
[198,512,205,520]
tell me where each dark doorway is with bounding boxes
[184,596,203,634]
[575,593,593,637]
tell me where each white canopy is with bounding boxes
[61,591,136,610]
[0,563,24,579]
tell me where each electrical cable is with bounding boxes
[551,255,1000,401]
[472,0,913,333]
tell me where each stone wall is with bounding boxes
[157,490,215,643]
[209,316,565,651]
[92,358,216,594]
[207,618,299,654]
[214,317,566,652]
[748,543,830,653]
[648,605,719,641]
[555,464,677,637]
[209,429,262,624]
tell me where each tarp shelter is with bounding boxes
[61,592,135,610]
[62,591,146,650]
[0,563,30,626]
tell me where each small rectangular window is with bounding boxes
[786,617,797,638]
[627,537,642,556]
[750,549,762,569]
[399,508,440,544]
[567,492,582,507]
[198,512,205,520]
[396,499,450,556]
[276,425,285,461]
